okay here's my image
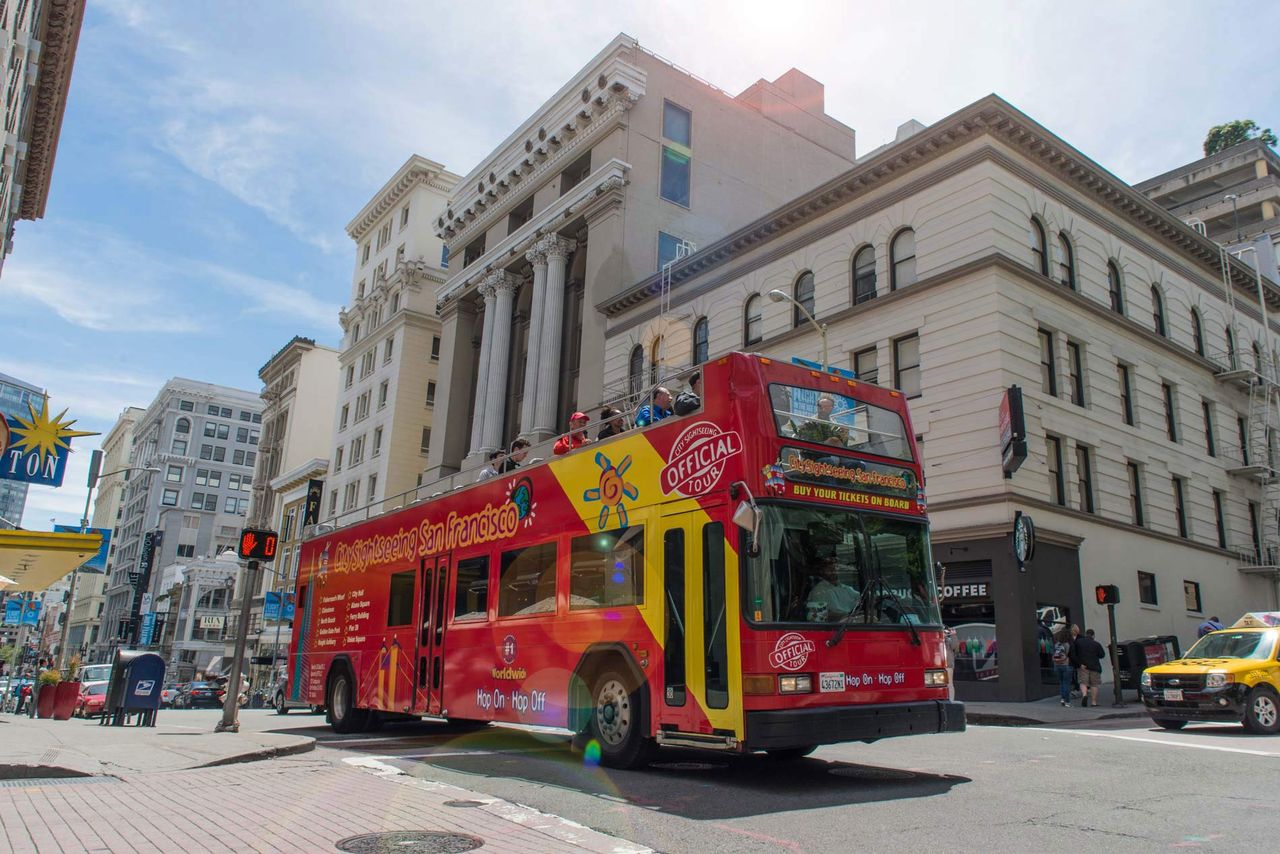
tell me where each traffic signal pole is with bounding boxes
[216,558,259,733]
[1107,602,1125,708]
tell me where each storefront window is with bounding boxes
[939,562,997,682]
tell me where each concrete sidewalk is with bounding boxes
[964,684,1149,726]
[0,712,315,779]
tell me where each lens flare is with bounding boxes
[582,738,602,766]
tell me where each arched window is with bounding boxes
[891,228,917,290]
[1226,326,1237,370]
[693,316,709,365]
[650,336,664,385]
[1057,232,1076,290]
[175,417,190,434]
[852,246,876,304]
[793,271,815,328]
[744,294,762,346]
[1107,261,1125,314]
[628,345,643,396]
[1191,308,1204,356]
[1151,286,1167,337]
[1030,218,1048,276]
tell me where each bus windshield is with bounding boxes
[744,504,941,627]
[768,383,911,461]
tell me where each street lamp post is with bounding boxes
[57,464,160,670]
[767,289,828,371]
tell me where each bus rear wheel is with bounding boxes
[327,667,370,734]
[590,670,653,770]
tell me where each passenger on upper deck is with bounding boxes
[553,412,593,455]
[501,438,531,473]
[597,407,627,440]
[797,396,849,447]
[635,388,672,427]
[673,371,702,416]
[477,450,503,482]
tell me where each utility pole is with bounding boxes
[216,558,258,733]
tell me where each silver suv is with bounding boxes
[270,666,322,715]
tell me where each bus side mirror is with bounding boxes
[732,501,760,556]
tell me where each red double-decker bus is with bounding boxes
[288,352,963,767]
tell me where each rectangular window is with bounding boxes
[1047,435,1065,506]
[162,489,178,506]
[191,491,205,509]
[249,430,258,446]
[1249,501,1262,562]
[1238,415,1250,465]
[498,541,558,617]
[431,336,441,361]
[1038,329,1057,395]
[1138,571,1158,606]
[378,380,389,409]
[1173,477,1188,538]
[702,522,729,710]
[1183,580,1202,612]
[1203,400,1216,457]
[660,146,691,207]
[559,152,591,195]
[507,197,533,233]
[221,407,232,418]
[420,427,431,454]
[176,544,195,558]
[207,471,221,488]
[663,529,686,706]
[195,469,208,486]
[208,404,219,416]
[569,526,644,609]
[453,556,489,621]
[340,405,349,431]
[240,410,251,422]
[854,347,878,385]
[236,427,249,443]
[1118,364,1135,426]
[384,337,393,364]
[663,100,692,147]
[172,439,187,455]
[1075,444,1094,513]
[200,444,213,460]
[372,428,382,457]
[1127,461,1144,526]
[1067,341,1085,406]
[361,242,370,264]
[1213,490,1227,549]
[657,231,690,271]
[224,496,238,514]
[426,382,436,407]
[387,570,415,627]
[351,436,364,465]
[213,446,225,462]
[367,475,377,503]
[166,465,183,483]
[893,334,921,398]
[395,244,405,265]
[233,449,246,466]
[463,235,485,268]
[179,400,194,412]
[1162,382,1178,442]
[400,204,410,229]
[229,473,241,491]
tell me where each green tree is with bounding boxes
[1203,120,1278,156]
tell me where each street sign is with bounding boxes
[140,612,157,645]
[238,528,278,560]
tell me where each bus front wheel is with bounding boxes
[327,667,370,733]
[589,670,654,770]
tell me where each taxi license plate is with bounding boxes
[1163,689,1183,702]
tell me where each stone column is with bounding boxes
[518,246,549,437]
[533,235,577,436]
[481,271,521,452]
[468,282,498,455]
[424,299,477,482]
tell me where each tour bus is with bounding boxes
[288,352,963,767]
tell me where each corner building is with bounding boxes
[425,33,856,479]
[601,94,1279,701]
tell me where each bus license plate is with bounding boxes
[1163,689,1183,702]
[819,672,846,693]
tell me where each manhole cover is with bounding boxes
[829,766,916,781]
[335,831,484,853]
[650,761,727,772]
[442,800,486,808]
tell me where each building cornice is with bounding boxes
[598,94,1280,319]
[18,0,85,221]
[257,336,316,380]
[346,155,461,242]
[270,457,329,493]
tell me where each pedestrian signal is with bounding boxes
[238,528,278,560]
[1095,584,1120,605]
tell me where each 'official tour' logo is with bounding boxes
[661,421,742,496]
[769,632,816,671]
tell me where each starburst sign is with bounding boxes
[4,399,98,484]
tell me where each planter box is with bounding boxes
[36,685,58,719]
[53,681,81,720]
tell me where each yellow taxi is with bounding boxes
[1140,613,1280,734]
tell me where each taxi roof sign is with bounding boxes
[1232,612,1280,628]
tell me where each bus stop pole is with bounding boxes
[1107,602,1125,708]
[216,558,258,733]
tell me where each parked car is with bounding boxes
[183,681,221,708]
[270,667,322,714]
[76,681,109,718]
[78,664,112,684]
[160,686,180,707]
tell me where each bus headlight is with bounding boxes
[924,669,949,687]
[778,674,813,694]
[1140,671,1152,688]
[1205,672,1233,689]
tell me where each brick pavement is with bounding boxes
[0,755,652,853]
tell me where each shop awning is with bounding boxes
[0,529,104,592]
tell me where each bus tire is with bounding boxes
[274,691,289,715]
[589,669,654,770]
[326,666,369,734]
[766,745,817,760]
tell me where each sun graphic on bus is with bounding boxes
[583,452,638,530]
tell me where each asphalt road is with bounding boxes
[240,710,1280,854]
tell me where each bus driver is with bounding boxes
[806,554,859,622]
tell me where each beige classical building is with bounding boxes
[602,94,1279,701]
[226,335,338,684]
[66,406,145,657]
[0,0,84,277]
[424,34,857,481]
[327,155,459,522]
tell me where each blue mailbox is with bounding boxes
[103,650,166,727]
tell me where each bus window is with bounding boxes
[388,570,415,626]
[499,541,558,616]
[454,556,489,621]
[570,526,644,609]
[664,529,686,706]
[702,522,729,710]
[768,383,911,461]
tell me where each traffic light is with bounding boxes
[1095,584,1120,605]
[238,528,279,560]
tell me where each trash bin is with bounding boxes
[1113,636,1182,690]
[102,650,166,727]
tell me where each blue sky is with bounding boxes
[2,0,1277,527]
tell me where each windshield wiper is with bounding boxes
[825,583,875,649]
[869,577,921,646]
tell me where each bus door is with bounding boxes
[659,508,740,738]
[415,554,449,715]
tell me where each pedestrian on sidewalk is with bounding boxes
[1073,628,1106,708]
[1052,628,1074,706]
[1068,623,1082,698]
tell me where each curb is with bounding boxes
[199,737,317,768]
[966,710,1148,727]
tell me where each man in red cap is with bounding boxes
[553,411,592,455]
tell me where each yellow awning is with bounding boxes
[0,529,103,592]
